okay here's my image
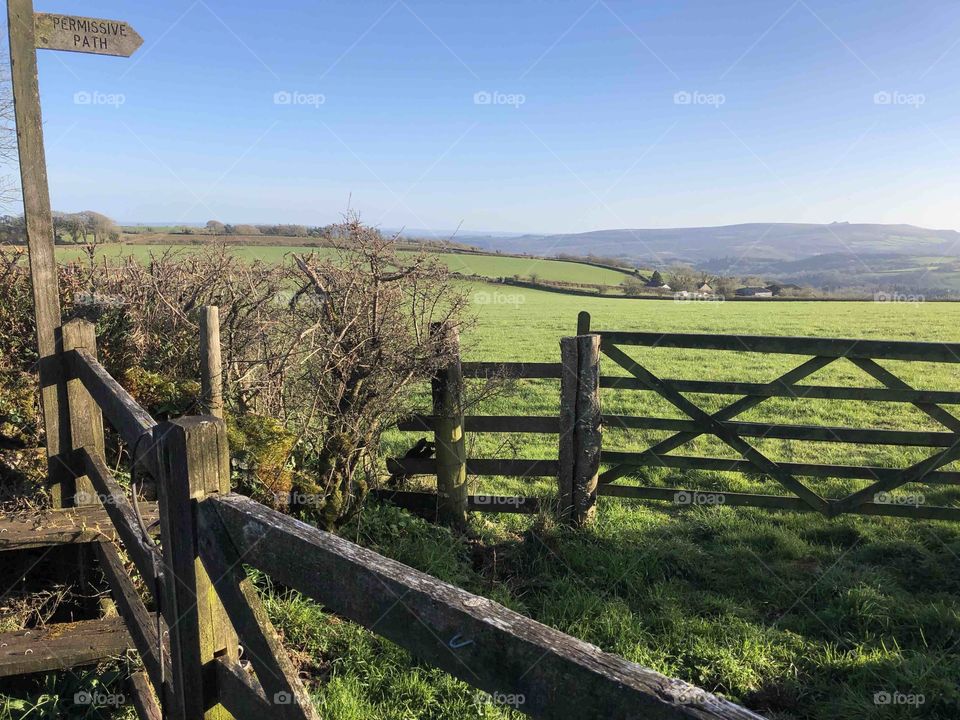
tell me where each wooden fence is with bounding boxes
[0,310,761,720]
[388,311,960,523]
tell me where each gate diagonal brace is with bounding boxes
[599,354,835,485]
[600,342,830,515]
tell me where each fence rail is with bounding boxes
[580,311,960,521]
[2,310,760,719]
[390,310,960,525]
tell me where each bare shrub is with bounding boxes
[0,217,466,528]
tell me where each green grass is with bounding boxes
[367,287,960,719]
[53,243,630,285]
[7,283,960,719]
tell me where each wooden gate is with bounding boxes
[580,312,960,521]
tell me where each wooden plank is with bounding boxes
[156,417,239,720]
[598,485,960,521]
[432,324,467,527]
[602,416,960,447]
[850,357,960,433]
[83,449,161,587]
[576,310,591,335]
[461,362,563,379]
[599,356,834,485]
[558,339,577,520]
[62,319,105,504]
[212,494,763,720]
[93,542,169,698]
[599,376,960,404]
[199,306,224,419]
[565,335,601,525]
[129,671,163,720]
[600,342,830,514]
[387,457,559,477]
[8,0,71,506]
[34,13,143,57]
[592,331,960,362]
[0,617,132,677]
[66,348,158,450]
[600,452,960,485]
[832,439,960,514]
[0,502,159,551]
[214,656,274,719]
[399,415,561,434]
[196,502,318,720]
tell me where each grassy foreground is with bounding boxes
[4,285,960,719]
[356,289,960,719]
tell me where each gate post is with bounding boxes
[199,306,224,419]
[431,323,468,528]
[156,416,239,719]
[559,334,601,526]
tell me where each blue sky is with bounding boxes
[7,0,960,233]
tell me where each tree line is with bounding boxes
[0,210,120,245]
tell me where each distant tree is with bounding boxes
[649,270,665,286]
[0,50,18,211]
[206,220,226,236]
[86,211,119,245]
[0,214,23,243]
[713,276,738,298]
[234,224,261,236]
[622,277,645,296]
[668,265,696,292]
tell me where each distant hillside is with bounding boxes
[461,222,960,291]
[464,223,960,263]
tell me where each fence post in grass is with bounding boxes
[431,322,468,528]
[559,334,601,526]
[156,416,239,719]
[199,306,224,419]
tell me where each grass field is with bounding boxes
[4,281,960,719]
[361,288,960,719]
[53,243,630,285]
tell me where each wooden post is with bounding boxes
[199,306,224,419]
[156,417,239,720]
[431,323,467,528]
[7,0,71,506]
[577,310,591,336]
[558,335,601,526]
[62,319,105,499]
[61,319,106,610]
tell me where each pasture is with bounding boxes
[53,242,630,285]
[31,250,960,719]
[356,288,960,719]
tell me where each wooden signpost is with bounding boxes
[33,13,143,57]
[6,0,142,505]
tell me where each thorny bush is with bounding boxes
[0,218,466,527]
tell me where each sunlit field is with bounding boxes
[361,287,960,720]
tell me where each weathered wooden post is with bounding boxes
[199,306,224,419]
[577,310,591,335]
[7,1,143,505]
[431,323,468,527]
[156,417,239,720]
[61,318,106,608]
[558,334,601,526]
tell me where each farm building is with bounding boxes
[735,286,773,297]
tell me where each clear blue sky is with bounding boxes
[7,0,960,233]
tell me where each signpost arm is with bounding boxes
[7,0,71,505]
